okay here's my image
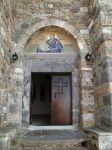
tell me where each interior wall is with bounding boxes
[31,74,51,115]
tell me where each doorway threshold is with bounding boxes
[28,125,74,130]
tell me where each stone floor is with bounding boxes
[31,115,51,126]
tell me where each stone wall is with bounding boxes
[0,0,17,127]
[0,0,95,128]
[0,0,112,148]
[14,0,92,53]
[88,0,112,131]
[99,0,112,131]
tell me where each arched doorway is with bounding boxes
[23,26,80,129]
[11,19,93,130]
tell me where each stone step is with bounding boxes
[10,146,89,150]
[10,130,89,149]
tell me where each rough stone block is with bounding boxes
[22,110,29,124]
[21,23,29,29]
[103,93,112,106]
[10,104,17,113]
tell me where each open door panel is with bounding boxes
[51,75,71,125]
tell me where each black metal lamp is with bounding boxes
[85,52,92,61]
[10,51,18,63]
[12,52,18,61]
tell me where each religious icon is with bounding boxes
[37,34,63,53]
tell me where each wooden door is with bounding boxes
[51,75,71,125]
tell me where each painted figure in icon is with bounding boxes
[37,34,63,53]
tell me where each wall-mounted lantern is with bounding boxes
[10,51,18,63]
[85,52,92,61]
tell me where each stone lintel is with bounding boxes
[24,53,77,59]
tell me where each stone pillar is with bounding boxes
[22,59,31,125]
[94,0,112,131]
[87,0,112,133]
[94,42,112,131]
[80,55,95,128]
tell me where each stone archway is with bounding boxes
[10,19,94,129]
[15,19,89,55]
[22,25,80,129]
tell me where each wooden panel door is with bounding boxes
[51,75,71,125]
